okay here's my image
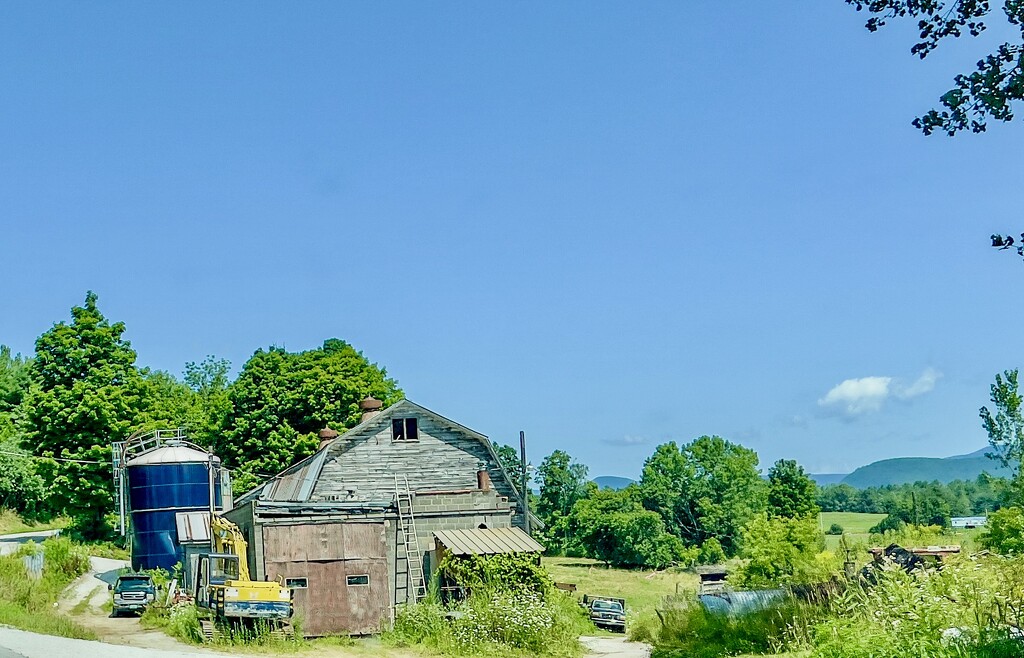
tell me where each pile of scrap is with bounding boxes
[861,544,961,583]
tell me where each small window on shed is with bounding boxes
[285,577,308,589]
[392,417,419,442]
[347,574,370,586]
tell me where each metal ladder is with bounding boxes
[394,475,427,603]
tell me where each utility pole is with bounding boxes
[520,430,530,536]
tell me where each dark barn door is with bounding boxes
[263,522,389,636]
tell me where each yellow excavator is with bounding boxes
[194,515,292,640]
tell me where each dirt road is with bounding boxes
[581,636,652,658]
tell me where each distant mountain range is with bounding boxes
[594,447,1012,491]
[811,447,1012,488]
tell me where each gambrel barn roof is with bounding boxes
[235,399,528,509]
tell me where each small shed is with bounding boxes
[696,566,729,595]
[174,511,212,592]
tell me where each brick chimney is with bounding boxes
[318,426,339,451]
[359,396,383,422]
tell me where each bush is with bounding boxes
[826,523,844,535]
[697,537,726,565]
[979,507,1024,555]
[385,587,589,657]
[653,598,823,658]
[439,553,553,594]
[734,515,837,588]
[0,536,93,639]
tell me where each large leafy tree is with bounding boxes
[767,459,819,519]
[534,449,591,550]
[568,487,686,569]
[844,1,1024,135]
[0,346,31,414]
[223,339,402,491]
[20,292,148,539]
[639,435,767,556]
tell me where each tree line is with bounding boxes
[0,292,402,539]
[817,476,1008,526]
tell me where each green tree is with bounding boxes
[734,514,831,588]
[20,292,148,539]
[492,443,523,481]
[843,1,1024,135]
[980,370,1024,500]
[534,449,590,551]
[0,346,31,414]
[767,459,819,519]
[223,339,402,491]
[639,436,767,556]
[569,488,687,569]
[979,506,1024,554]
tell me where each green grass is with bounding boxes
[0,601,97,640]
[544,556,698,618]
[0,509,67,536]
[819,512,885,550]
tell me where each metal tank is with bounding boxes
[116,430,226,572]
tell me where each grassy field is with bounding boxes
[0,509,67,536]
[543,556,698,619]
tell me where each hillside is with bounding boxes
[841,452,1011,488]
[593,476,634,490]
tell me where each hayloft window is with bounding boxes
[347,574,370,586]
[392,418,418,442]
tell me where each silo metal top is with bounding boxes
[126,444,219,466]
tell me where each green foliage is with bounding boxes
[223,339,402,488]
[843,1,1024,136]
[639,436,766,556]
[981,370,1024,499]
[826,523,844,535]
[767,458,818,519]
[653,598,823,658]
[535,449,591,551]
[570,488,687,569]
[0,436,46,520]
[0,536,93,640]
[734,514,835,588]
[20,292,150,539]
[979,506,1024,555]
[386,588,588,657]
[439,552,553,594]
[869,513,906,534]
[0,346,31,414]
[811,554,1024,658]
[697,537,726,565]
[819,475,1005,519]
[493,442,523,480]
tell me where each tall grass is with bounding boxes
[385,587,590,657]
[0,536,94,639]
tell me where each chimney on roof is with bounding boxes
[359,396,383,423]
[318,426,339,451]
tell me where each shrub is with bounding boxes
[826,523,844,535]
[734,515,836,588]
[653,598,823,658]
[439,552,553,594]
[979,506,1024,555]
[697,537,726,565]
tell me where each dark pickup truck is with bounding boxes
[109,574,156,616]
[584,596,627,632]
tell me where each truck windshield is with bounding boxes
[116,578,152,591]
[592,601,622,612]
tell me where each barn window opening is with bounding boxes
[392,418,419,442]
[347,574,370,586]
[285,577,308,589]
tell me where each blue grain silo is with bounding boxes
[126,443,223,572]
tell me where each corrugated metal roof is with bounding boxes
[175,511,211,543]
[434,527,544,556]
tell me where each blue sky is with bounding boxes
[3,3,1024,479]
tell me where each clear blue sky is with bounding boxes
[3,2,1023,479]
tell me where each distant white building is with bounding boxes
[951,516,988,529]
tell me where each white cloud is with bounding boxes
[818,376,892,415]
[896,367,942,399]
[818,368,942,416]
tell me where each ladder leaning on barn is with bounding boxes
[394,475,427,603]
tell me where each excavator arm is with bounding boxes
[210,515,251,582]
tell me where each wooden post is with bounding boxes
[520,431,530,536]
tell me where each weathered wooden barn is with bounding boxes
[224,398,538,636]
